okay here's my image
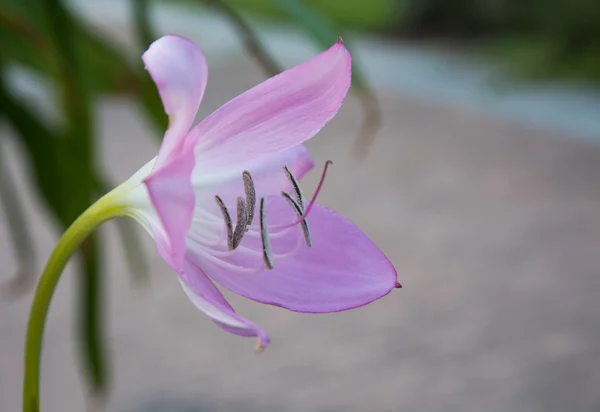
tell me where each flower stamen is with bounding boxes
[283,165,305,210]
[231,197,247,250]
[211,161,331,268]
[271,160,333,231]
[214,195,234,250]
[260,197,274,269]
[242,171,256,228]
[281,192,311,247]
[214,195,249,251]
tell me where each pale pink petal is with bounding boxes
[180,259,269,348]
[186,196,398,313]
[189,40,351,177]
[144,151,195,271]
[193,144,314,209]
[143,35,208,169]
[239,144,314,198]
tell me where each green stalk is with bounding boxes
[22,194,127,412]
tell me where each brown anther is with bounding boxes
[231,196,247,250]
[242,171,256,228]
[260,197,274,269]
[281,191,312,247]
[283,165,305,211]
[214,195,233,250]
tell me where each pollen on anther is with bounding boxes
[231,196,247,250]
[260,197,274,269]
[214,195,234,250]
[242,171,256,227]
[283,165,305,210]
[281,191,312,247]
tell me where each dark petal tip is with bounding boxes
[394,281,402,289]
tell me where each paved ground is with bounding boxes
[1,56,600,412]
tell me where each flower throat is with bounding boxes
[213,161,333,269]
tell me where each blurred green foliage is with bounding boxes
[394,0,600,81]
[188,0,398,30]
[200,0,600,81]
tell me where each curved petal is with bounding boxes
[189,39,351,177]
[144,151,196,271]
[186,196,398,313]
[193,144,315,209]
[180,259,269,350]
[143,35,208,169]
[239,144,315,198]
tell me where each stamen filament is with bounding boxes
[204,161,331,269]
[284,165,305,210]
[271,160,333,231]
[281,191,312,247]
[260,197,274,269]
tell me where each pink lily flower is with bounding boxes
[117,35,399,351]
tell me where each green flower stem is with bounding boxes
[22,193,127,412]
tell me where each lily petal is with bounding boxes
[187,196,398,313]
[143,34,208,169]
[144,151,196,271]
[193,144,315,207]
[180,259,269,349]
[132,145,313,266]
[189,40,351,177]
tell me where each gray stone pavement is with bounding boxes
[1,57,600,412]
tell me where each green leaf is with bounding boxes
[0,3,59,78]
[273,0,339,46]
[0,2,166,133]
[133,0,154,50]
[0,70,66,219]
[77,234,109,398]
[273,0,368,88]
[0,141,36,295]
[42,0,107,395]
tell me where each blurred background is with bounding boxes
[1,0,600,411]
